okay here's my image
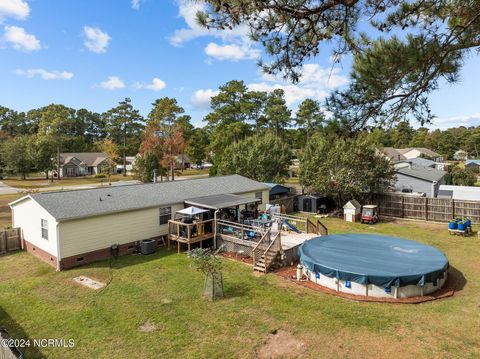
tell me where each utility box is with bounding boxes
[343,200,361,222]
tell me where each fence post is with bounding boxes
[3,230,7,253]
[452,200,455,220]
[425,198,428,221]
[401,196,405,218]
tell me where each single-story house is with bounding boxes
[116,155,137,174]
[393,163,446,197]
[383,147,407,162]
[9,175,269,270]
[398,147,444,162]
[58,152,110,177]
[465,159,480,171]
[437,185,480,201]
[263,183,290,200]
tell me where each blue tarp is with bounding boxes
[298,234,449,288]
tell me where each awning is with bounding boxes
[176,206,210,216]
[185,194,260,210]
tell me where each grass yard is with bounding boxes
[174,168,210,177]
[0,218,479,358]
[3,174,135,189]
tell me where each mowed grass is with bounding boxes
[3,174,134,189]
[0,218,479,358]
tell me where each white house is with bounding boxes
[9,175,269,270]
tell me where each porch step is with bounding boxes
[253,265,266,272]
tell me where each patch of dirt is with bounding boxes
[256,330,306,359]
[138,321,157,333]
[161,298,172,304]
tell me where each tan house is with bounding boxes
[9,175,269,270]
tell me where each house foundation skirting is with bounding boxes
[23,239,57,268]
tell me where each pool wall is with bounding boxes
[303,268,447,298]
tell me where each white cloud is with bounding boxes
[3,25,41,51]
[170,0,249,46]
[191,89,219,108]
[135,77,167,91]
[83,26,110,53]
[205,42,260,61]
[429,113,480,130]
[0,0,29,22]
[16,68,74,80]
[131,0,141,10]
[248,64,348,106]
[99,76,125,90]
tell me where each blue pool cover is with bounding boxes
[298,234,449,288]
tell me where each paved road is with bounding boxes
[0,181,21,195]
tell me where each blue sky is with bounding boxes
[0,0,479,129]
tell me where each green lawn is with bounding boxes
[3,174,135,189]
[0,218,479,358]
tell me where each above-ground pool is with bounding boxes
[298,234,449,299]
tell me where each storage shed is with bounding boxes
[297,194,331,213]
[343,200,361,222]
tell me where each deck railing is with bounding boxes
[216,219,266,242]
[168,219,214,242]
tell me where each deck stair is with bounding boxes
[253,232,281,273]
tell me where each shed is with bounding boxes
[297,194,331,213]
[343,200,361,222]
[262,182,290,200]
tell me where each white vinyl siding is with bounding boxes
[10,198,58,257]
[58,204,183,258]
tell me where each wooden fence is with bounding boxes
[269,195,298,213]
[0,228,22,255]
[374,194,480,224]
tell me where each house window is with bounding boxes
[41,219,48,240]
[255,192,263,205]
[159,207,172,225]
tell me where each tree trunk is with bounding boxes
[57,146,61,180]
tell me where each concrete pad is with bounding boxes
[73,276,105,290]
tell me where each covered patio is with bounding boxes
[167,193,262,254]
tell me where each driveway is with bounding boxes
[0,181,21,195]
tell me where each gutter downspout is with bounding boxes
[213,209,220,250]
[56,222,61,271]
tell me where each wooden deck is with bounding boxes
[167,219,214,253]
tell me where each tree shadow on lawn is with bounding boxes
[79,247,180,271]
[0,306,47,359]
[449,265,467,293]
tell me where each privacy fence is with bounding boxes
[373,194,480,224]
[0,228,22,255]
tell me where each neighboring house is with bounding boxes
[116,155,137,174]
[398,148,444,162]
[453,150,468,161]
[263,183,291,200]
[9,175,269,270]
[465,159,480,171]
[58,152,110,177]
[175,154,191,170]
[393,163,446,197]
[383,147,407,162]
[437,185,480,201]
[394,158,436,169]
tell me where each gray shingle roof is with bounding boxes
[28,175,268,221]
[396,165,445,182]
[60,152,107,166]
